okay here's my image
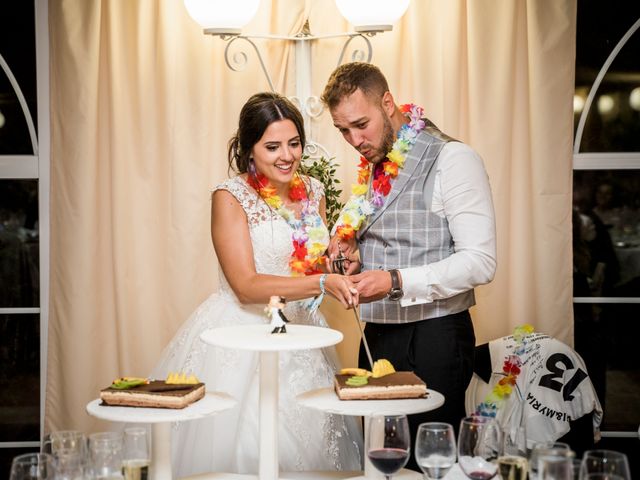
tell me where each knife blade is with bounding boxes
[332,249,375,371]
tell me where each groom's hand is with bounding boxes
[350,270,393,303]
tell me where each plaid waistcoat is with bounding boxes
[357,121,476,323]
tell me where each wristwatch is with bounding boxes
[387,269,404,301]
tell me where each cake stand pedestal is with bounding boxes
[296,387,445,480]
[200,324,343,480]
[86,392,236,480]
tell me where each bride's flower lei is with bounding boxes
[247,173,326,276]
[475,324,535,418]
[333,103,426,240]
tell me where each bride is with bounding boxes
[152,92,363,477]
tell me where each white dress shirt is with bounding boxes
[399,142,497,307]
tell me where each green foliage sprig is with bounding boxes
[299,155,344,231]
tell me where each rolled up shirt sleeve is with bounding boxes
[399,142,497,307]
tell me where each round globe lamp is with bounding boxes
[335,0,410,33]
[184,0,261,35]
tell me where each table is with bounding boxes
[200,324,343,480]
[297,387,445,479]
[86,392,237,480]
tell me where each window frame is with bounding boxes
[572,16,640,437]
[0,0,49,450]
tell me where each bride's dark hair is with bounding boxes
[228,92,306,174]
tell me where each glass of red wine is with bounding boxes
[366,414,411,480]
[458,415,502,480]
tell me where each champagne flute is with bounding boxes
[366,414,411,480]
[580,450,631,480]
[123,427,150,480]
[497,425,528,480]
[458,415,501,480]
[415,422,456,479]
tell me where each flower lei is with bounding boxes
[475,324,535,418]
[333,104,426,240]
[247,173,326,276]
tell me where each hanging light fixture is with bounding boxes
[183,0,260,35]
[335,0,410,32]
[182,0,412,144]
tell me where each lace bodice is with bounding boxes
[212,176,329,310]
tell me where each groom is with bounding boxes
[322,62,497,470]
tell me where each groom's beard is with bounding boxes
[363,113,395,164]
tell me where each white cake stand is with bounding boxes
[200,324,343,480]
[86,392,236,480]
[297,387,445,480]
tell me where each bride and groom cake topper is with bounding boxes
[266,295,290,334]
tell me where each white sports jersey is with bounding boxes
[465,333,602,444]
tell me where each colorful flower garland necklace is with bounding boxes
[247,172,327,276]
[475,324,535,418]
[333,103,426,240]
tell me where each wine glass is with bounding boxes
[89,431,124,479]
[529,441,572,480]
[123,427,150,480]
[497,425,528,480]
[41,430,88,479]
[415,422,456,479]
[9,453,57,480]
[538,453,574,480]
[366,414,411,480]
[458,415,502,480]
[579,450,631,480]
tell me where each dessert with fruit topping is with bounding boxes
[100,373,205,409]
[334,360,427,400]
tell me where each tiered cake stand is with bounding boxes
[86,392,236,480]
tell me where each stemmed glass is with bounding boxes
[366,414,411,480]
[9,453,57,480]
[529,441,572,480]
[579,450,631,480]
[41,430,88,479]
[415,422,457,479]
[89,431,124,479]
[497,425,528,480]
[458,415,502,480]
[123,427,150,480]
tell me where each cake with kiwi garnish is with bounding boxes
[100,373,205,409]
[334,359,427,400]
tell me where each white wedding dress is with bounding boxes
[152,176,363,478]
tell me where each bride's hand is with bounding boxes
[324,274,359,309]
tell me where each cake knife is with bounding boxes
[332,249,375,371]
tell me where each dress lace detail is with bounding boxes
[151,175,362,477]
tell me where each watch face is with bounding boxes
[388,288,403,301]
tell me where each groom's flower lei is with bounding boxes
[333,103,426,240]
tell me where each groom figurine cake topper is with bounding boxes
[266,295,290,334]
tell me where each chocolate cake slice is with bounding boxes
[334,372,427,400]
[100,380,205,409]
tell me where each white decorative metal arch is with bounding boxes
[573,18,640,156]
[0,53,39,155]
